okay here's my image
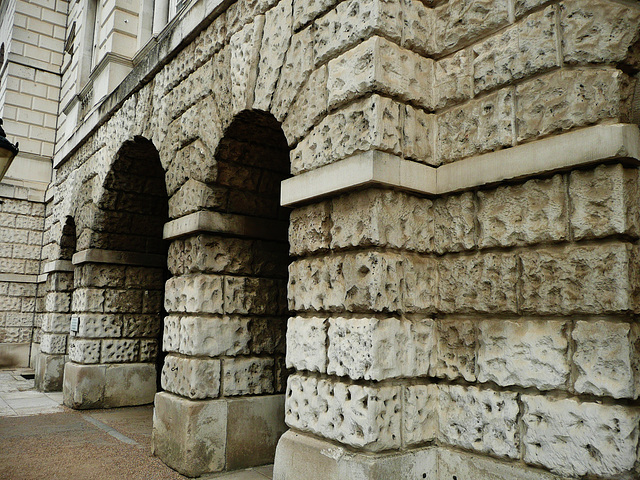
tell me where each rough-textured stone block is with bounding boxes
[288,202,331,256]
[434,192,476,253]
[164,275,224,314]
[224,276,285,315]
[221,357,274,396]
[179,315,250,357]
[403,104,436,165]
[519,243,638,314]
[327,317,433,380]
[438,252,519,313]
[434,318,476,382]
[473,6,559,95]
[561,0,640,65]
[477,174,567,248]
[435,48,473,109]
[69,339,100,364]
[516,68,631,143]
[76,314,123,338]
[139,339,158,362]
[403,384,438,446]
[401,255,438,312]
[330,189,434,252]
[572,320,640,399]
[40,333,67,355]
[101,339,139,363]
[293,0,339,30]
[286,316,328,373]
[478,319,570,390]
[438,384,519,459]
[282,65,328,144]
[163,315,181,353]
[570,164,640,240]
[72,288,104,313]
[161,354,221,399]
[437,87,515,164]
[522,395,640,477]
[402,0,434,56]
[230,16,265,114]
[285,374,401,451]
[45,292,72,313]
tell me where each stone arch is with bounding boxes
[63,136,168,409]
[154,109,290,477]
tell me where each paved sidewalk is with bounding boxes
[0,368,273,480]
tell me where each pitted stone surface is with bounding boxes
[403,384,438,446]
[180,315,251,357]
[434,192,476,253]
[285,374,401,451]
[286,316,328,373]
[163,315,181,353]
[522,395,640,477]
[289,202,331,256]
[161,354,221,400]
[434,318,477,382]
[221,357,275,396]
[101,339,139,363]
[76,314,123,338]
[69,339,101,364]
[164,275,224,314]
[477,319,570,390]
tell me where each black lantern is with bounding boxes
[0,119,19,181]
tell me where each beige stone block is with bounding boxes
[74,314,122,338]
[403,104,436,165]
[71,288,104,313]
[164,274,224,314]
[104,363,156,408]
[327,317,434,380]
[434,192,476,253]
[224,276,285,315]
[291,94,403,174]
[282,65,328,145]
[168,179,227,219]
[473,6,559,95]
[285,374,401,451]
[122,315,161,338]
[286,316,328,373]
[152,392,226,477]
[230,16,265,115]
[221,357,274,396]
[519,243,638,314]
[179,315,250,357]
[139,340,158,362]
[516,68,630,143]
[401,255,438,313]
[327,36,434,110]
[101,339,139,363]
[434,318,476,382]
[288,202,331,256]
[34,352,65,392]
[403,384,438,446]
[314,0,402,66]
[438,252,519,314]
[68,339,100,364]
[572,320,640,399]
[478,319,570,390]
[169,234,253,276]
[402,0,435,56]
[162,315,181,353]
[570,164,640,240]
[435,48,473,109]
[477,174,568,248]
[41,313,70,334]
[561,0,640,65]
[63,362,106,409]
[45,291,71,313]
[293,0,339,30]
[522,395,640,477]
[40,332,67,354]
[103,289,143,314]
[438,384,519,459]
[161,354,221,399]
[437,87,515,164]
[254,0,293,111]
[434,0,510,54]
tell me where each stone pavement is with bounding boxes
[0,369,273,480]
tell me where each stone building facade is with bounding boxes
[1,0,640,478]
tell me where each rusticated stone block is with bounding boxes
[282,65,328,144]
[330,189,434,252]
[403,104,436,166]
[473,6,559,95]
[570,164,640,240]
[42,313,71,334]
[403,384,438,447]
[402,255,438,312]
[402,0,434,56]
[519,243,638,314]
[40,333,67,355]
[72,288,104,313]
[75,314,123,338]
[438,252,519,313]
[161,354,221,399]
[477,174,568,248]
[139,340,158,362]
[438,384,519,459]
[248,316,286,355]
[516,68,631,143]
[171,235,253,276]
[434,48,473,109]
[122,315,161,338]
[572,320,640,399]
[45,292,72,313]
[224,277,285,315]
[254,0,293,111]
[75,264,126,288]
[230,16,264,115]
[477,319,570,390]
[164,274,224,314]
[221,357,275,396]
[314,0,402,66]
[327,317,434,380]
[434,192,476,253]
[561,0,640,65]
[434,0,510,54]
[326,36,434,110]
[289,202,331,256]
[434,318,477,382]
[286,316,328,373]
[69,339,101,364]
[291,94,402,174]
[437,87,515,164]
[104,289,143,314]
[285,374,401,451]
[179,316,251,357]
[163,316,181,353]
[101,339,139,363]
[168,179,227,219]
[293,0,339,31]
[522,395,640,477]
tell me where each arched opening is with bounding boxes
[154,111,291,476]
[64,136,168,409]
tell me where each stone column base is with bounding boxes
[152,392,287,478]
[273,431,563,480]
[63,362,156,409]
[34,352,66,392]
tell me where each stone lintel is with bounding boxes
[0,273,39,283]
[42,260,74,273]
[163,210,288,241]
[71,249,165,268]
[281,124,640,206]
